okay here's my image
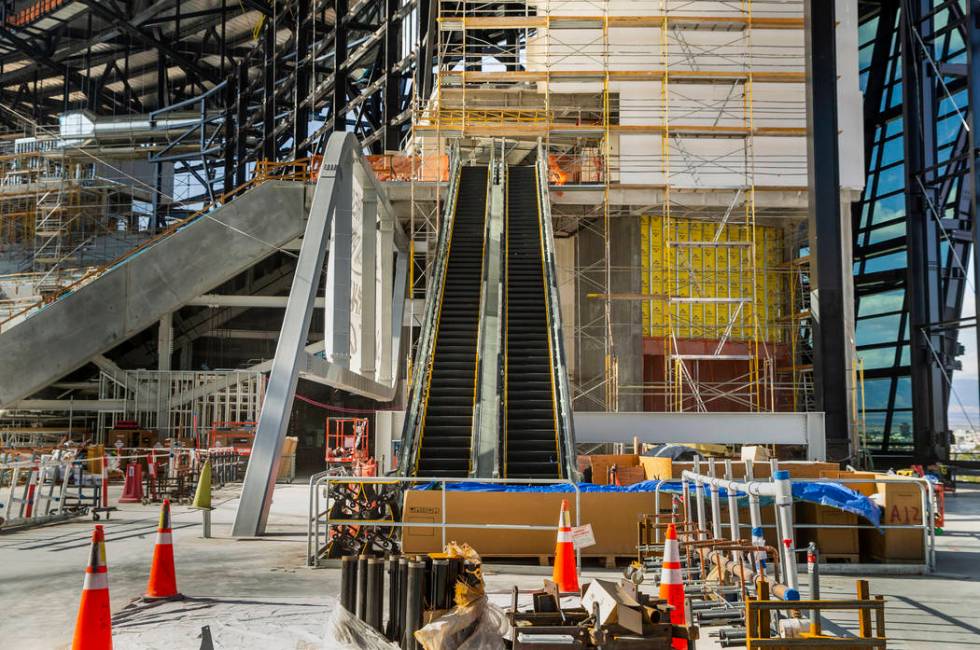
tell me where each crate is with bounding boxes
[860,476,925,562]
[589,454,640,485]
[796,503,860,556]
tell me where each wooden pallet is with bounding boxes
[481,555,637,569]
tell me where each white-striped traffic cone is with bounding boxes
[552,499,579,593]
[659,523,687,650]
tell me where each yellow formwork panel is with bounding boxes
[641,215,784,342]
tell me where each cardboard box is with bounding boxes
[796,503,859,556]
[668,460,839,480]
[740,445,771,462]
[861,475,925,562]
[819,470,877,497]
[614,466,646,486]
[276,436,297,481]
[402,490,667,556]
[589,454,640,485]
[582,579,643,634]
[639,456,673,481]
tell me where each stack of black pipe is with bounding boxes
[340,553,479,649]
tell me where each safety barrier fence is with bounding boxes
[308,475,583,569]
[307,466,937,577]
[0,446,245,530]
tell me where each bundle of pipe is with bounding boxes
[705,550,799,601]
[340,553,479,649]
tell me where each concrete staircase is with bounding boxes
[0,181,312,407]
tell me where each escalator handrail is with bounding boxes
[535,143,579,480]
[398,142,463,474]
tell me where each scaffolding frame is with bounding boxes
[411,0,810,414]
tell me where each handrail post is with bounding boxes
[745,459,766,573]
[724,459,740,563]
[774,469,799,592]
[708,458,723,539]
[693,457,707,540]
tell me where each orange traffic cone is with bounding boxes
[659,523,687,649]
[72,525,112,650]
[118,463,143,504]
[144,499,182,600]
[552,499,579,593]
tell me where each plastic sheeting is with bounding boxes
[425,478,881,527]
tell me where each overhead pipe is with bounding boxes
[59,111,217,143]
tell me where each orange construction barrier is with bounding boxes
[24,463,38,517]
[72,525,112,650]
[118,463,144,504]
[659,523,687,650]
[144,499,182,600]
[552,499,580,593]
[100,455,110,509]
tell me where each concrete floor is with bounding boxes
[0,483,978,648]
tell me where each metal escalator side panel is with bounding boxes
[535,152,578,480]
[534,164,564,479]
[467,166,496,475]
[411,166,464,476]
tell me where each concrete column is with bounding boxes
[158,312,173,371]
[157,312,174,436]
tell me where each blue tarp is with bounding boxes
[422,478,881,527]
[791,481,881,527]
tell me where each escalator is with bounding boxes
[503,165,562,478]
[415,166,490,476]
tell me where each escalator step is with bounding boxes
[504,165,563,480]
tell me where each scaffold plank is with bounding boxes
[440,70,805,84]
[440,16,804,31]
[415,123,806,137]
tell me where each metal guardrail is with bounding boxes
[308,475,582,569]
[682,462,937,578]
[536,140,578,479]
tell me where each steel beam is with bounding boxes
[187,295,326,308]
[232,135,354,537]
[333,0,349,132]
[804,0,850,462]
[969,0,980,423]
[902,0,952,462]
[293,0,311,157]
[573,412,827,461]
[10,399,128,412]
